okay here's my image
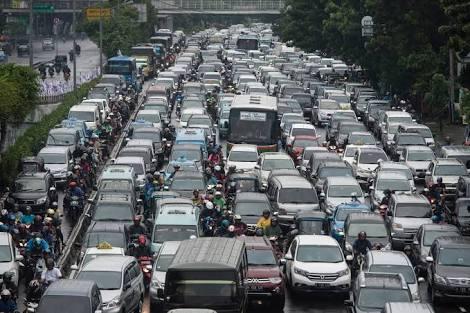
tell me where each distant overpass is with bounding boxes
[152,0,285,15]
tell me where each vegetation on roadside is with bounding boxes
[0,80,97,189]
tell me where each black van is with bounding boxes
[161,238,248,313]
[37,280,102,313]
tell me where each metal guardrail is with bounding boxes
[154,0,284,11]
[58,93,143,277]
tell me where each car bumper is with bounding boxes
[433,283,470,300]
[391,232,415,248]
[247,285,285,304]
[103,305,123,313]
[291,272,350,292]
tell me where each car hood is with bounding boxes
[436,265,470,279]
[439,176,459,185]
[11,192,44,200]
[278,203,320,214]
[100,289,121,304]
[45,163,67,173]
[295,261,346,273]
[394,217,432,229]
[227,161,257,171]
[406,161,431,171]
[85,121,97,130]
[328,197,365,208]
[247,266,281,279]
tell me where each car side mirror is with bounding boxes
[346,255,353,262]
[124,282,132,291]
[413,240,419,246]
[426,256,433,262]
[284,253,293,260]
[279,258,286,266]
[418,277,425,283]
[387,210,393,216]
[344,299,353,307]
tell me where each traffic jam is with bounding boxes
[2,24,470,313]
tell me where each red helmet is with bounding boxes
[69,181,77,188]
[138,235,146,245]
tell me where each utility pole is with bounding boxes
[72,0,77,90]
[28,0,34,67]
[99,0,103,76]
[449,48,456,124]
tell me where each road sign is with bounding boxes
[33,3,55,13]
[86,8,112,21]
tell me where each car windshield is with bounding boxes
[93,204,132,222]
[376,179,410,192]
[320,101,340,110]
[389,116,412,124]
[294,139,318,148]
[69,110,94,122]
[435,164,467,176]
[359,151,387,164]
[398,135,425,145]
[235,201,269,216]
[369,265,416,284]
[328,185,362,198]
[345,147,359,157]
[407,151,434,161]
[348,223,387,238]
[39,153,66,164]
[229,151,258,162]
[298,220,324,235]
[171,178,205,191]
[349,134,375,145]
[336,209,369,221]
[262,158,294,171]
[395,204,431,218]
[278,188,318,204]
[423,230,460,246]
[133,131,160,141]
[155,255,174,271]
[86,233,124,248]
[117,162,143,175]
[319,167,353,178]
[188,117,211,127]
[76,271,121,290]
[37,296,91,313]
[137,113,161,124]
[339,124,365,135]
[296,245,343,263]
[0,245,12,262]
[438,248,470,267]
[247,249,277,265]
[15,179,46,192]
[329,95,349,103]
[171,149,201,162]
[358,288,411,310]
[47,134,74,146]
[414,128,432,138]
[153,225,197,243]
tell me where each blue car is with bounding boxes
[330,202,370,241]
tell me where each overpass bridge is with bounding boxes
[153,0,284,15]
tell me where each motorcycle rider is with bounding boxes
[0,289,16,313]
[128,216,147,238]
[162,127,174,141]
[213,191,226,210]
[30,215,43,234]
[215,219,231,237]
[213,165,225,182]
[192,189,203,206]
[264,217,282,237]
[20,206,35,225]
[205,168,219,186]
[256,209,272,231]
[352,231,372,256]
[16,223,32,242]
[68,181,85,199]
[132,234,151,258]
[40,258,62,286]
[0,272,18,300]
[26,235,50,256]
[48,186,58,204]
[431,177,446,204]
[143,174,155,211]
[232,215,247,236]
[381,189,392,205]
[11,204,23,224]
[200,201,220,236]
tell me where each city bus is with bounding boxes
[227,95,279,153]
[236,33,259,51]
[106,56,141,91]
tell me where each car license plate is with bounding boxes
[315,283,330,288]
[248,285,262,290]
[458,287,470,293]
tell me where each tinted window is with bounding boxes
[359,151,388,164]
[438,248,470,267]
[369,265,415,283]
[278,188,318,204]
[247,249,277,265]
[77,271,122,289]
[38,296,92,313]
[296,245,343,263]
[357,288,411,310]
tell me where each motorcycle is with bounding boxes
[23,280,43,313]
[202,216,216,237]
[23,255,42,287]
[138,256,153,288]
[68,195,82,222]
[162,139,172,159]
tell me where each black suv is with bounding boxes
[345,271,412,313]
[426,236,470,304]
[7,172,55,214]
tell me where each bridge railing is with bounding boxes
[155,0,284,11]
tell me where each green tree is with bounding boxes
[424,73,449,116]
[461,88,470,123]
[440,0,470,56]
[0,64,39,152]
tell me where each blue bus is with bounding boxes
[106,56,141,91]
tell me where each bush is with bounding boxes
[0,80,97,190]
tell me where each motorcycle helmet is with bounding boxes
[271,217,278,225]
[1,289,10,297]
[221,219,230,229]
[234,214,242,221]
[47,209,55,217]
[437,177,443,183]
[206,202,214,210]
[214,165,221,172]
[262,209,270,217]
[34,215,42,224]
[3,271,13,282]
[33,237,42,248]
[25,206,32,214]
[51,202,58,210]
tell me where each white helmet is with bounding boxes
[206,202,214,210]
[1,289,10,296]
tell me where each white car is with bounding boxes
[286,123,317,147]
[284,235,351,295]
[321,176,365,213]
[255,152,296,187]
[0,232,23,286]
[352,146,388,186]
[342,144,376,166]
[226,144,259,172]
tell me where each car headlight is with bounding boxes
[151,280,164,289]
[338,268,350,277]
[434,274,447,285]
[269,277,283,284]
[294,267,308,277]
[345,242,353,252]
[384,243,392,250]
[392,223,403,230]
[105,296,121,309]
[37,197,47,204]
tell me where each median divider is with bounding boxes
[58,93,143,277]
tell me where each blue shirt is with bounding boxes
[0,299,17,313]
[21,214,35,225]
[26,238,50,253]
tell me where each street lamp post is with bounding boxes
[28,0,34,67]
[99,0,103,76]
[72,0,77,90]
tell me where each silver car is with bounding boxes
[255,152,296,188]
[0,232,23,286]
[75,256,145,313]
[401,146,435,181]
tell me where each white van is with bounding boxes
[68,105,101,130]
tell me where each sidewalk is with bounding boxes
[424,121,465,145]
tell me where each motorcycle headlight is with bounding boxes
[105,296,121,309]
[37,197,47,204]
[345,242,353,252]
[434,274,447,285]
[294,267,308,277]
[337,268,350,277]
[269,277,283,284]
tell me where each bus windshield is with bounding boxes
[108,61,133,75]
[237,38,259,51]
[229,109,277,145]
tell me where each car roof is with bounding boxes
[239,236,272,250]
[230,144,258,152]
[326,176,359,185]
[349,131,373,136]
[297,235,339,246]
[376,171,408,180]
[378,161,410,170]
[235,192,269,202]
[392,193,429,204]
[433,236,470,248]
[369,250,411,266]
[273,175,312,188]
[261,152,291,159]
[39,146,70,154]
[155,212,198,225]
[347,212,384,222]
[81,255,134,272]
[421,223,460,232]
[434,158,463,165]
[70,105,97,112]
[88,221,127,233]
[385,111,411,117]
[114,156,145,164]
[318,161,349,168]
[44,280,96,296]
[159,198,193,206]
[404,145,433,152]
[291,123,315,130]
[49,128,77,135]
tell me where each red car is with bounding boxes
[287,135,321,164]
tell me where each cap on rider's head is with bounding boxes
[234,214,241,221]
[215,191,222,197]
[133,215,141,223]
